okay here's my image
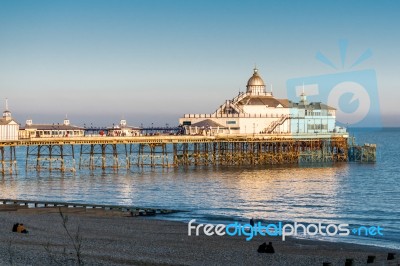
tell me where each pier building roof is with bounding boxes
[0,118,17,125]
[22,124,84,130]
[191,119,226,128]
[291,101,336,110]
[238,96,290,107]
[20,118,84,131]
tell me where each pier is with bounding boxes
[0,67,378,175]
[0,133,373,175]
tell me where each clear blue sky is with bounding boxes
[0,0,399,126]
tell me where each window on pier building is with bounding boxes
[307,124,328,130]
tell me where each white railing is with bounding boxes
[264,115,290,133]
[211,92,249,115]
[183,113,289,118]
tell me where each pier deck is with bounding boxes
[0,133,374,174]
[1,133,349,146]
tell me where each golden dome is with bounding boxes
[246,68,266,94]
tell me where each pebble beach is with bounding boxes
[0,206,398,266]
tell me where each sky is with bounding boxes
[0,0,399,127]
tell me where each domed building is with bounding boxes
[246,68,267,95]
[179,68,340,135]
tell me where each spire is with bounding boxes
[253,65,258,75]
[3,98,12,120]
[300,82,308,105]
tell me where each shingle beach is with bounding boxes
[0,207,398,266]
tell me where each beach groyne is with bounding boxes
[0,198,179,216]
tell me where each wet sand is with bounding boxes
[0,207,398,266]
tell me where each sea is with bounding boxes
[1,128,399,250]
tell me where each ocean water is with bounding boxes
[1,128,399,249]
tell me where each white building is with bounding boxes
[179,68,342,135]
[19,118,85,139]
[108,120,141,137]
[0,99,19,141]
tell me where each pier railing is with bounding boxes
[182,113,334,118]
[0,133,350,146]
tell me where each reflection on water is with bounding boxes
[0,163,347,223]
[234,166,345,222]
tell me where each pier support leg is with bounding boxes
[0,146,17,175]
